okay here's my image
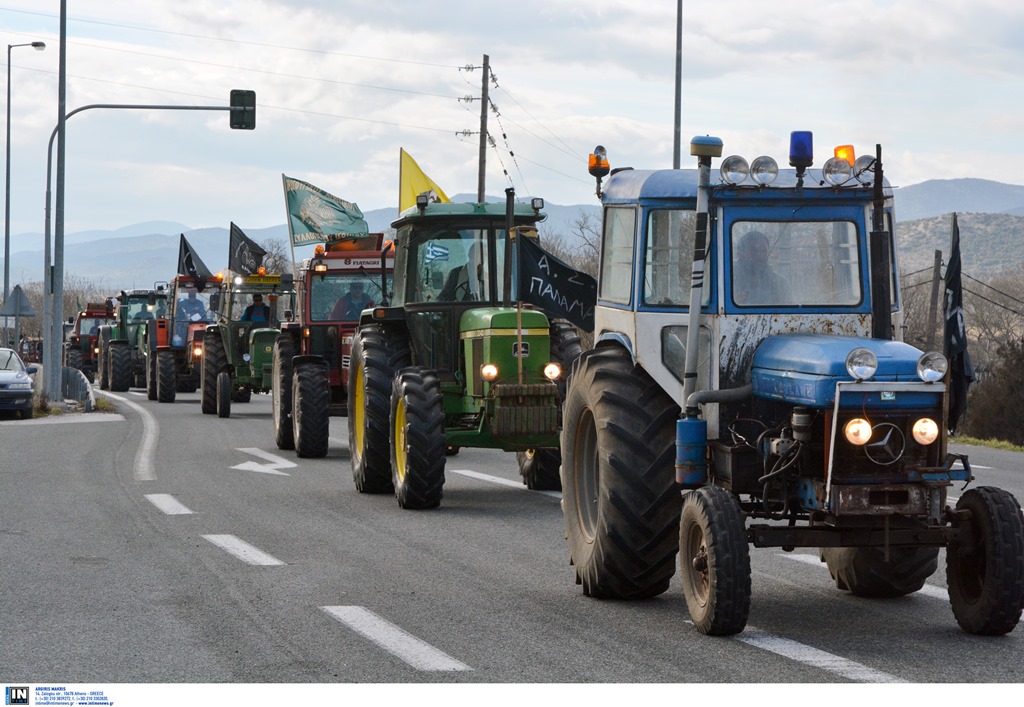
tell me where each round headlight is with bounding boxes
[543,362,561,380]
[822,156,852,186]
[242,353,251,363]
[912,418,940,445]
[853,155,875,184]
[720,155,749,185]
[916,351,948,383]
[480,363,499,381]
[844,418,872,446]
[846,348,878,380]
[750,156,778,185]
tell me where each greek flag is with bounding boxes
[425,242,449,263]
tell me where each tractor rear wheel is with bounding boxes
[947,486,1024,635]
[390,366,446,510]
[679,486,751,635]
[98,345,110,390]
[201,330,226,415]
[820,546,938,598]
[157,350,176,403]
[560,345,682,599]
[272,334,295,450]
[349,325,410,494]
[109,342,132,392]
[293,362,330,458]
[216,371,232,418]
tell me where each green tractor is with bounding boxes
[200,270,296,418]
[98,287,168,394]
[348,192,583,509]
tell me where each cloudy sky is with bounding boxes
[2,0,1023,240]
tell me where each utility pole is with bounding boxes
[926,248,943,349]
[673,0,683,169]
[477,54,489,202]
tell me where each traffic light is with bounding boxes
[229,89,256,130]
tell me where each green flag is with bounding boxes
[282,174,369,247]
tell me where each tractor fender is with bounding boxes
[594,332,635,363]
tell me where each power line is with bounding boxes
[963,285,1024,317]
[962,272,1024,306]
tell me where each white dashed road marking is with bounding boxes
[202,534,285,566]
[449,468,562,499]
[321,606,472,672]
[782,552,949,600]
[736,627,905,682]
[145,493,193,515]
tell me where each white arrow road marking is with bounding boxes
[144,493,193,515]
[448,468,562,500]
[231,447,297,475]
[782,552,949,600]
[99,391,158,482]
[203,534,285,566]
[321,606,471,672]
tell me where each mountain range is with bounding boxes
[3,179,1024,293]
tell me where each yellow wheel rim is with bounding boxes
[353,364,365,459]
[394,397,407,483]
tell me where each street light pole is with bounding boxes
[4,40,45,307]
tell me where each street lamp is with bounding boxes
[4,40,45,306]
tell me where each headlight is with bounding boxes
[243,353,251,363]
[853,155,875,184]
[193,345,203,357]
[846,348,878,380]
[480,363,498,381]
[543,363,561,380]
[750,156,778,185]
[822,156,852,186]
[912,418,939,445]
[916,351,948,383]
[844,418,872,446]
[720,155,749,185]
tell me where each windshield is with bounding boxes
[402,227,507,304]
[76,317,113,335]
[127,297,166,319]
[173,285,216,323]
[309,273,390,321]
[0,349,26,372]
[730,221,862,307]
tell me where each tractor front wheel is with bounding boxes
[560,346,682,599]
[947,486,1024,635]
[145,353,158,400]
[272,334,295,450]
[216,371,232,418]
[390,367,446,510]
[157,350,176,403]
[109,342,132,392]
[66,348,83,373]
[679,486,751,635]
[517,449,562,491]
[293,362,330,458]
[201,330,226,415]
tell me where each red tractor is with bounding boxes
[272,234,394,457]
[151,274,222,402]
[64,301,117,382]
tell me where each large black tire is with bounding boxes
[516,321,585,491]
[390,367,446,510]
[679,486,751,635]
[156,350,176,403]
[201,330,226,415]
[98,344,110,390]
[66,348,83,373]
[947,486,1024,635]
[820,546,939,598]
[293,362,330,459]
[516,449,562,491]
[272,334,296,450]
[560,345,682,599]
[216,371,232,418]
[109,342,132,392]
[349,325,410,494]
[145,352,158,400]
[232,387,251,403]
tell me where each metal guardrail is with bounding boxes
[61,366,95,411]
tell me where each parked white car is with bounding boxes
[0,347,36,419]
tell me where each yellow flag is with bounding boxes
[399,148,451,212]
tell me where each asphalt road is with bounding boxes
[1,390,1022,691]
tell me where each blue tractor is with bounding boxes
[559,132,1024,636]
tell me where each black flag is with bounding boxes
[518,234,596,332]
[178,234,213,281]
[228,222,267,276]
[943,213,974,432]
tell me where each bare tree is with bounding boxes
[259,237,294,279]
